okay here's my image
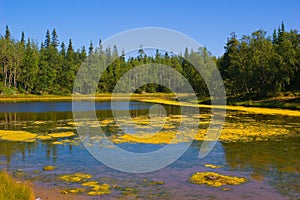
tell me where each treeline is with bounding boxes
[218,22,300,99]
[0,22,299,98]
[0,27,86,94]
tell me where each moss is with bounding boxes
[189,172,247,187]
[59,173,92,183]
[42,166,56,171]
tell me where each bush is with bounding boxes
[0,171,35,200]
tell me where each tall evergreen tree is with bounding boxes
[51,28,59,48]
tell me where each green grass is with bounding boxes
[0,171,34,200]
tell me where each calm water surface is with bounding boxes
[0,101,299,199]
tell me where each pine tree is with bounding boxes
[60,42,66,57]
[51,28,59,48]
[20,32,25,46]
[5,26,10,41]
[44,30,51,48]
[88,41,94,55]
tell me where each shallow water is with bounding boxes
[0,101,299,199]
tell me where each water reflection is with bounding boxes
[0,101,299,199]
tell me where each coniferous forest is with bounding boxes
[0,22,299,100]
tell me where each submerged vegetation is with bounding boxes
[0,171,34,200]
[59,173,92,183]
[59,173,111,196]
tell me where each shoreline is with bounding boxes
[0,93,300,114]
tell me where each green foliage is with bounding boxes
[0,22,299,99]
[219,22,300,99]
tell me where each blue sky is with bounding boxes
[0,0,299,57]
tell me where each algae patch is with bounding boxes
[0,130,37,142]
[189,172,247,187]
[204,164,223,169]
[43,165,56,171]
[86,183,111,196]
[48,132,75,138]
[59,173,92,183]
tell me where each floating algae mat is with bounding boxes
[108,113,296,144]
[59,173,93,183]
[138,98,300,117]
[189,172,247,187]
[86,183,111,196]
[48,132,75,138]
[0,130,37,142]
[60,177,111,196]
[0,129,76,143]
[204,164,223,169]
[43,165,56,171]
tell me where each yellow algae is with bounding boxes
[33,121,48,125]
[67,121,76,126]
[111,116,296,144]
[0,130,37,142]
[100,119,115,126]
[137,98,300,117]
[87,183,111,196]
[121,187,138,196]
[36,135,52,140]
[61,188,85,194]
[52,141,64,145]
[189,172,247,187]
[69,188,85,194]
[113,130,178,144]
[54,126,74,130]
[48,132,75,138]
[59,173,92,183]
[204,164,223,169]
[82,181,99,187]
[43,165,56,171]
[222,187,232,191]
[55,138,81,146]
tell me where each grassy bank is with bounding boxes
[0,171,34,200]
[0,93,175,102]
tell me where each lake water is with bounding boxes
[0,101,299,199]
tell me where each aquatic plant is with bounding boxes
[0,130,37,142]
[42,166,56,171]
[204,164,222,169]
[138,98,300,117]
[59,173,92,183]
[61,188,85,194]
[87,183,111,196]
[48,132,75,138]
[189,172,247,187]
